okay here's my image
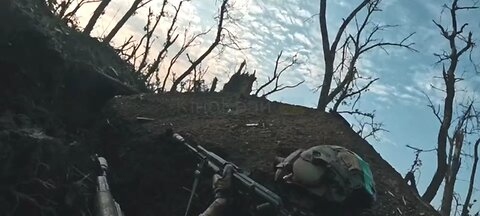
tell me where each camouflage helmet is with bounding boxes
[274,145,376,205]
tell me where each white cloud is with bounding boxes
[74,0,479,110]
[296,8,311,19]
[293,32,313,47]
[370,84,394,96]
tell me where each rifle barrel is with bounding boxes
[173,133,289,215]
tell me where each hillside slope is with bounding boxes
[0,0,145,128]
[0,0,144,215]
[98,93,439,216]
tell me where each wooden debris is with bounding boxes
[396,207,402,215]
[136,116,155,121]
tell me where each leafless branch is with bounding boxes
[83,0,112,35]
[317,0,416,111]
[461,138,479,216]
[183,54,209,92]
[145,1,184,81]
[136,4,167,73]
[317,0,372,110]
[62,0,100,22]
[424,0,479,207]
[48,0,101,28]
[161,25,211,92]
[406,145,437,153]
[347,110,387,140]
[103,0,152,43]
[254,51,303,97]
[423,91,444,124]
[114,35,136,59]
[170,0,229,91]
[360,32,418,54]
[332,77,379,111]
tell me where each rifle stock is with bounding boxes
[94,156,123,216]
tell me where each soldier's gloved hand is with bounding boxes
[212,164,233,196]
[199,165,234,216]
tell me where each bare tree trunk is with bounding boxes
[170,0,228,92]
[159,26,209,92]
[316,0,369,111]
[210,77,218,92]
[422,0,475,203]
[441,131,464,216]
[61,0,101,24]
[83,0,111,35]
[235,60,247,75]
[316,0,415,112]
[136,3,166,74]
[143,0,185,83]
[57,0,72,18]
[422,65,455,203]
[103,0,149,43]
[461,139,480,216]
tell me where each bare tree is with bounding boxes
[353,111,387,140]
[184,54,209,92]
[103,0,152,43]
[65,0,100,22]
[405,145,437,195]
[440,100,480,216]
[83,0,112,35]
[47,0,100,27]
[46,0,57,11]
[135,3,167,74]
[144,0,184,82]
[462,138,480,216]
[422,0,477,204]
[49,0,74,17]
[254,50,304,98]
[170,0,229,92]
[453,193,464,216]
[316,0,416,111]
[442,124,466,215]
[114,35,136,59]
[160,26,209,92]
[112,10,163,67]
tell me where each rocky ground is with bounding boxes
[0,0,440,215]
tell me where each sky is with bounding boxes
[74,0,480,213]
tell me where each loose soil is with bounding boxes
[97,93,439,216]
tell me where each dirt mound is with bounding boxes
[98,93,440,216]
[0,0,146,129]
[0,122,96,215]
[0,0,146,215]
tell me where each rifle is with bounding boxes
[172,133,292,216]
[94,155,123,216]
